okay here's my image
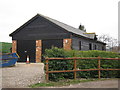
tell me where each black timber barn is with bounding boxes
[9,14,106,63]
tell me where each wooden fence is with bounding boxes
[45,57,120,81]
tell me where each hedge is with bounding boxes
[43,47,120,81]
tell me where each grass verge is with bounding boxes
[29,78,113,88]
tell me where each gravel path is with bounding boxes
[42,79,119,88]
[1,63,45,88]
[61,79,119,88]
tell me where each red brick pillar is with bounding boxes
[12,40,17,53]
[63,39,72,50]
[36,40,42,63]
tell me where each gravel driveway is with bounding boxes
[1,63,45,88]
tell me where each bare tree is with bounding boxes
[98,34,118,51]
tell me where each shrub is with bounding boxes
[43,47,120,81]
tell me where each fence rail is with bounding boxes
[45,57,120,81]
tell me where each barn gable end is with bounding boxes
[10,14,71,40]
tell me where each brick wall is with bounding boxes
[12,40,17,53]
[63,39,72,50]
[36,40,42,63]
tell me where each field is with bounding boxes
[0,42,12,53]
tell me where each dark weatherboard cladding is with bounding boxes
[9,14,106,63]
[72,35,105,51]
[10,14,70,40]
[42,39,63,54]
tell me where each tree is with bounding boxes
[98,34,118,51]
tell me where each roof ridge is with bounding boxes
[37,14,95,39]
[37,13,85,32]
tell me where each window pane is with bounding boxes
[79,41,81,50]
[89,43,92,50]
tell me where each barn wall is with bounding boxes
[12,16,70,40]
[72,36,105,51]
[42,39,63,53]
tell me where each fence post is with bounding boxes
[46,59,49,81]
[98,56,101,79]
[74,60,77,79]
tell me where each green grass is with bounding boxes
[29,78,110,88]
[0,42,12,53]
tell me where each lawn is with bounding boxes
[0,42,12,53]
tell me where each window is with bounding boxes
[79,41,81,50]
[94,45,96,50]
[89,43,92,50]
[102,46,105,50]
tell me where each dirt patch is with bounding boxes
[1,63,45,88]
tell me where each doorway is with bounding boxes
[42,39,63,60]
[17,40,36,62]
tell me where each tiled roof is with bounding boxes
[40,14,95,39]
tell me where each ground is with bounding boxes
[1,63,44,88]
[45,79,119,88]
[1,63,119,88]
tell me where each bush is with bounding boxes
[43,47,120,81]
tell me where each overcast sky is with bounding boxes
[0,0,119,43]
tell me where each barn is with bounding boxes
[9,14,106,63]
